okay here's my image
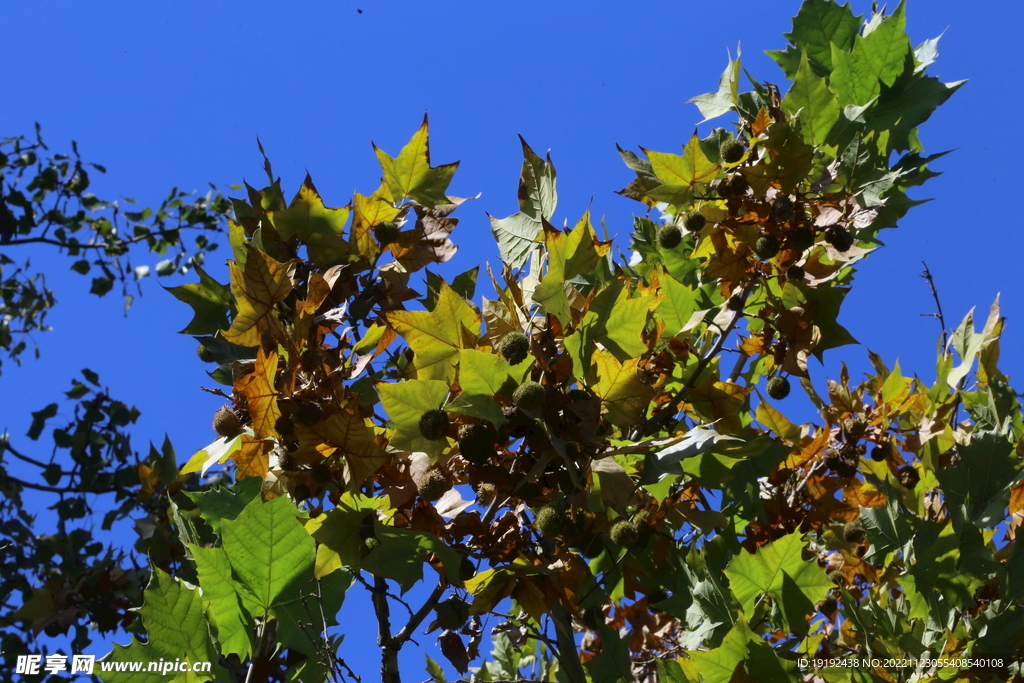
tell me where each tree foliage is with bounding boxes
[4,2,1023,682]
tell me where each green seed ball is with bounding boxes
[772,195,795,223]
[754,234,781,260]
[512,381,545,411]
[727,295,744,312]
[197,344,215,363]
[766,376,791,400]
[434,597,469,631]
[720,137,746,164]
[498,331,530,365]
[609,520,639,548]
[682,210,706,233]
[418,409,450,441]
[535,505,568,537]
[372,220,401,245]
[843,520,865,543]
[898,465,919,489]
[656,224,683,249]
[364,537,381,552]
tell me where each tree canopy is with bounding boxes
[2,2,1022,682]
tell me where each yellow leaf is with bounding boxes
[350,182,401,259]
[374,114,458,207]
[592,350,655,426]
[238,346,280,439]
[223,246,296,346]
[267,174,351,267]
[387,281,480,381]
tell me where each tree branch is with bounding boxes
[919,261,948,350]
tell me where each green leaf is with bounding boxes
[27,403,58,440]
[688,53,741,122]
[426,655,448,683]
[769,0,862,75]
[584,624,632,683]
[387,281,480,382]
[374,114,458,207]
[829,2,911,107]
[489,212,543,271]
[220,495,315,615]
[859,492,914,564]
[361,521,462,592]
[782,51,840,146]
[453,348,514,427]
[190,546,254,659]
[643,134,719,197]
[377,378,451,458]
[266,174,351,267]
[587,279,655,361]
[99,568,230,682]
[723,532,831,635]
[689,617,796,683]
[516,136,557,223]
[165,264,231,335]
[935,430,1024,527]
[183,477,262,536]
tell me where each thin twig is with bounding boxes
[392,579,448,646]
[919,261,948,350]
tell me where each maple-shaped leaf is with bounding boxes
[724,532,832,635]
[165,263,232,335]
[587,278,656,361]
[767,0,862,77]
[389,202,461,273]
[451,348,518,428]
[387,280,480,382]
[294,404,387,486]
[688,616,796,683]
[591,350,655,427]
[267,174,351,268]
[643,133,720,204]
[377,378,451,458]
[688,378,751,434]
[237,346,279,439]
[350,181,402,259]
[223,245,297,347]
[374,114,458,207]
[307,492,391,578]
[781,50,841,146]
[231,435,273,480]
[688,53,742,123]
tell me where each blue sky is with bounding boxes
[2,0,1022,678]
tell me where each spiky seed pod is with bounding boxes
[434,597,469,631]
[535,505,568,537]
[372,220,401,245]
[656,224,683,249]
[786,264,805,281]
[274,414,295,436]
[819,596,838,615]
[898,465,920,489]
[716,173,749,199]
[838,442,860,460]
[871,441,891,462]
[197,344,215,363]
[854,544,868,558]
[727,295,744,312]
[293,400,324,427]
[789,227,815,251]
[512,381,545,411]
[646,589,669,604]
[824,224,854,252]
[364,537,381,552]
[844,416,868,441]
[682,210,707,233]
[826,570,846,585]
[500,405,535,438]
[720,137,746,163]
[459,558,476,582]
[754,234,781,259]
[843,520,865,543]
[474,482,497,505]
[213,405,242,438]
[418,409,450,441]
[418,469,451,501]
[772,195,795,223]
[458,422,498,466]
[498,331,530,365]
[609,520,640,548]
[834,456,859,478]
[766,376,791,400]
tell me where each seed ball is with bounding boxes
[609,520,640,548]
[727,295,744,312]
[459,558,476,582]
[656,224,683,249]
[498,331,530,366]
[843,520,865,543]
[789,227,815,251]
[500,405,535,438]
[512,381,545,411]
[834,456,859,478]
[197,344,215,363]
[474,482,497,505]
[567,388,590,401]
[372,220,401,245]
[720,137,746,164]
[535,505,568,537]
[897,466,920,489]
[682,210,706,233]
[293,400,324,427]
[854,544,868,558]
[766,376,791,400]
[844,416,868,441]
[819,596,838,615]
[716,173,749,199]
[458,422,498,466]
[418,409,450,441]
[772,195,795,223]
[870,442,890,462]
[213,405,242,438]
[826,570,846,585]
[754,234,781,259]
[364,537,381,552]
[824,225,854,252]
[434,597,469,631]
[418,469,451,501]
[786,264,805,281]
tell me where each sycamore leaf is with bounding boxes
[237,346,279,439]
[165,264,231,335]
[689,617,796,683]
[377,379,451,458]
[190,546,254,659]
[374,115,458,207]
[767,0,862,76]
[307,493,391,578]
[724,532,831,635]
[223,246,296,347]
[781,51,840,146]
[387,281,480,381]
[180,432,245,477]
[828,2,911,107]
[266,174,351,267]
[183,477,263,537]
[516,135,557,223]
[935,429,1024,528]
[584,624,633,683]
[640,425,743,485]
[643,134,719,196]
[294,405,387,486]
[453,348,515,427]
[592,350,655,426]
[587,279,656,361]
[99,568,229,682]
[350,182,401,259]
[688,52,742,122]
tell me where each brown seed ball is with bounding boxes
[459,557,476,582]
[843,520,865,543]
[717,173,749,199]
[418,469,451,501]
[870,442,890,462]
[824,224,854,252]
[213,405,242,438]
[898,466,920,489]
[819,596,838,615]
[293,400,324,427]
[844,416,868,441]
[772,195,795,223]
[727,295,744,312]
[789,227,815,251]
[786,264,805,281]
[458,422,499,466]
